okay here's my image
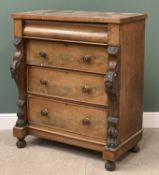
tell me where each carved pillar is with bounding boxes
[105,45,120,148]
[10,38,27,127]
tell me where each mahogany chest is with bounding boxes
[10,10,147,171]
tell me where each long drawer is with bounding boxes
[27,66,108,106]
[26,40,108,74]
[24,20,108,44]
[27,95,107,140]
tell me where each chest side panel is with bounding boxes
[118,20,145,143]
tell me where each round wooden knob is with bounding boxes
[39,51,47,58]
[82,118,91,125]
[40,109,48,116]
[82,85,92,94]
[40,79,48,85]
[83,55,92,63]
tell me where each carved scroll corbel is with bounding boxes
[10,38,27,127]
[10,38,23,80]
[107,46,120,56]
[105,45,120,149]
[105,46,120,93]
[105,64,119,90]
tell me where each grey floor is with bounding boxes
[0,129,159,175]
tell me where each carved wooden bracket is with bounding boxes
[10,38,23,81]
[105,64,119,92]
[105,45,120,149]
[107,46,120,55]
[10,38,27,127]
[105,45,120,92]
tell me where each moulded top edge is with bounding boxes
[11,10,147,24]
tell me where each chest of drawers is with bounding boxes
[10,10,147,171]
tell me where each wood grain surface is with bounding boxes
[24,20,108,44]
[12,10,147,24]
[28,95,107,140]
[26,39,108,74]
[27,66,108,106]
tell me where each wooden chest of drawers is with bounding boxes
[10,10,147,171]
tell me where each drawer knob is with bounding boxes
[82,85,92,94]
[82,118,91,125]
[40,109,48,116]
[39,51,47,58]
[40,79,48,85]
[83,55,92,63]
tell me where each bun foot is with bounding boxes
[130,144,140,153]
[105,160,116,171]
[16,139,26,148]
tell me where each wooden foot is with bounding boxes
[16,139,26,148]
[130,144,140,153]
[105,160,116,171]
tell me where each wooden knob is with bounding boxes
[83,55,92,63]
[82,85,92,94]
[82,118,91,125]
[39,51,47,58]
[40,109,48,116]
[40,79,48,85]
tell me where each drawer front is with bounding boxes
[28,95,107,140]
[26,40,108,74]
[28,67,107,106]
[24,20,108,44]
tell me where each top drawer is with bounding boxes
[24,20,108,44]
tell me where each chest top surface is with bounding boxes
[12,10,147,24]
